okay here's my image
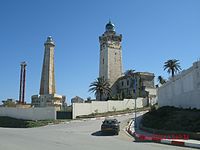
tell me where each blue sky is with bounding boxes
[0,0,200,104]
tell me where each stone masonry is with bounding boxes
[99,21,123,87]
[31,36,65,110]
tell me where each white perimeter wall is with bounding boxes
[158,61,200,109]
[72,98,146,119]
[0,107,56,120]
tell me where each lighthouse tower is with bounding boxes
[39,36,56,95]
[99,21,123,87]
[31,36,65,110]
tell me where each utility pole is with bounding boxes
[134,78,137,128]
[134,97,137,128]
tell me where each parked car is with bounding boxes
[101,118,120,135]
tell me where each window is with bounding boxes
[127,80,129,86]
[122,81,124,86]
[103,58,104,64]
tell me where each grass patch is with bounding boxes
[76,107,150,118]
[141,106,200,132]
[0,116,64,128]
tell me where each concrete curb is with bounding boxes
[126,120,200,149]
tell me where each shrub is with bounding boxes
[141,106,200,132]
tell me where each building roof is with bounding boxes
[118,72,154,80]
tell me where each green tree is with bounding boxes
[124,69,135,76]
[89,77,111,101]
[86,97,91,101]
[157,76,166,85]
[164,59,181,77]
[2,99,16,107]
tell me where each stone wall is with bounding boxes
[0,107,56,120]
[72,98,147,119]
[158,61,200,109]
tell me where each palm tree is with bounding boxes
[125,69,135,76]
[157,76,166,85]
[164,59,181,77]
[89,77,111,101]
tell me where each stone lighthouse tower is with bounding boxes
[31,36,65,110]
[39,36,56,95]
[99,21,123,87]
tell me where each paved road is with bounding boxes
[0,114,193,150]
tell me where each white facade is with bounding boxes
[72,98,147,119]
[146,87,157,98]
[0,107,56,120]
[31,94,65,109]
[158,61,200,109]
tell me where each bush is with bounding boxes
[150,105,156,112]
[0,116,59,128]
[141,106,200,132]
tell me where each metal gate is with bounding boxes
[56,111,72,119]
